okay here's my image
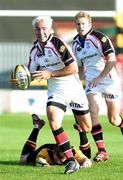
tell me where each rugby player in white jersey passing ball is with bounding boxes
[10,15,92,174]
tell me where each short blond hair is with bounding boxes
[74,11,92,23]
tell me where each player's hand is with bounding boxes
[10,78,19,86]
[89,77,102,88]
[9,72,19,86]
[31,70,52,81]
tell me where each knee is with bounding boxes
[109,116,120,126]
[83,126,92,133]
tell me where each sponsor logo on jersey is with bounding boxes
[40,61,61,69]
[81,53,98,61]
[101,37,107,43]
[59,45,65,53]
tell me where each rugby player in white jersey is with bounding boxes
[11,15,92,174]
[72,11,123,162]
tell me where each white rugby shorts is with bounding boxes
[85,79,121,102]
[47,85,89,112]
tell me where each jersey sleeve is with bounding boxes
[101,36,115,56]
[36,144,56,165]
[52,36,76,66]
[92,30,115,56]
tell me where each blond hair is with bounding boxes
[74,11,92,23]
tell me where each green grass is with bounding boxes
[0,113,123,180]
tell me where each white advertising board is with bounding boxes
[10,90,48,115]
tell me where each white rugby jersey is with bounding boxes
[72,29,119,82]
[28,34,83,95]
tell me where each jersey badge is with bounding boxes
[101,37,107,43]
[59,45,65,53]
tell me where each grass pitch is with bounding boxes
[0,113,123,180]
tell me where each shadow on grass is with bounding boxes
[0,160,65,175]
[0,160,20,166]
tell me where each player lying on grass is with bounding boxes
[20,114,92,168]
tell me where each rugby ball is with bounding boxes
[13,64,31,90]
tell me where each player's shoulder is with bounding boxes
[90,29,109,44]
[51,35,69,53]
[51,35,66,46]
